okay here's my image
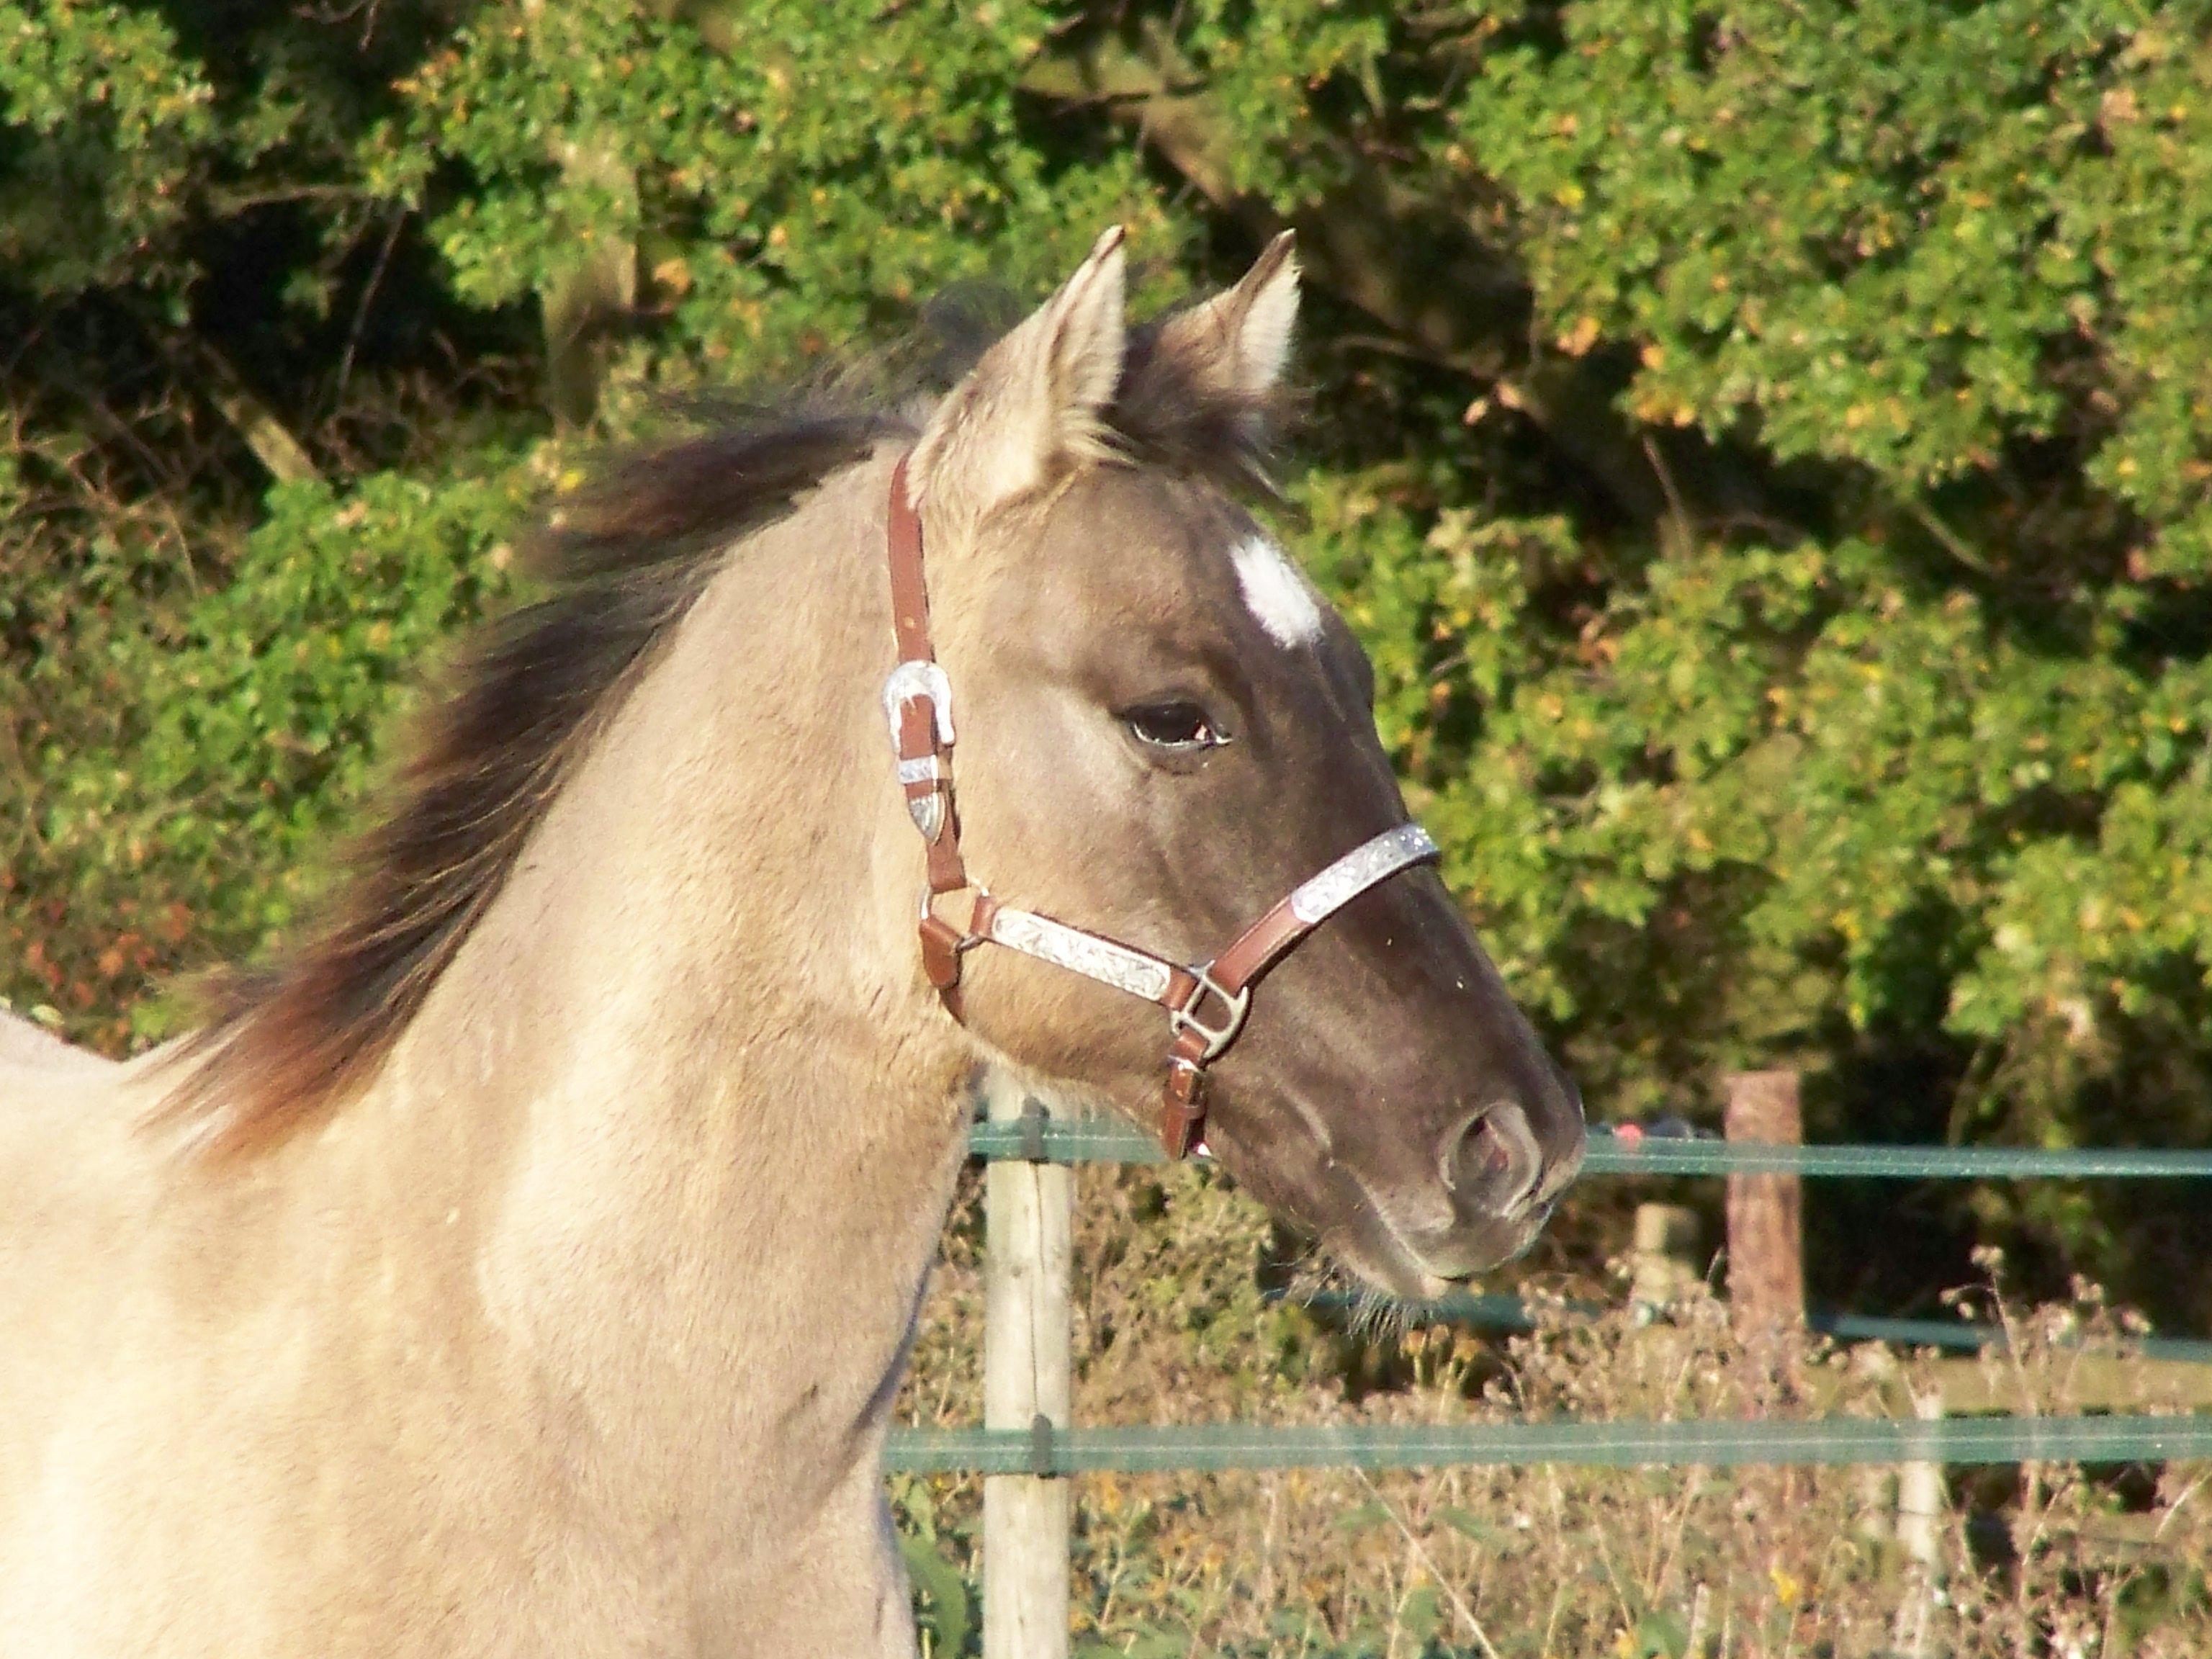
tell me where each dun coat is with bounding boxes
[0,231,1583,1657]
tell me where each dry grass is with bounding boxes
[893,1163,2212,1658]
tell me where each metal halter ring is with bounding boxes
[917,885,989,945]
[1166,966,1254,1064]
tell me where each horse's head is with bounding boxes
[897,230,1584,1295]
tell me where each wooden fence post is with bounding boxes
[1725,1068,1804,1528]
[1629,1203,1703,1311]
[981,1074,1072,1659]
[1724,1070,1804,1362]
[1891,1385,1947,1658]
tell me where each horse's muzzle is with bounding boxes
[1398,1084,1588,1281]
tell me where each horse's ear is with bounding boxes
[909,227,1127,526]
[1136,230,1300,415]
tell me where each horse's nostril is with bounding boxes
[1445,1102,1543,1217]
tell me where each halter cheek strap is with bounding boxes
[881,455,1440,1159]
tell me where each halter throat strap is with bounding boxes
[880,455,1439,1157]
[886,461,966,896]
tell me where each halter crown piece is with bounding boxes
[881,456,1440,1159]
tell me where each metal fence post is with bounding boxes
[982,1074,1072,1659]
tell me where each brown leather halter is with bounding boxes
[883,455,1440,1158]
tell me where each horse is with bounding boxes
[0,229,1584,1657]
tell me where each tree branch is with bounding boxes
[153,328,323,487]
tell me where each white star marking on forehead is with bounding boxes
[1230,534,1324,649]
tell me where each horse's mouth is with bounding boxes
[1200,1107,1554,1299]
[1320,1177,1550,1300]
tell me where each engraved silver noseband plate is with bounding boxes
[1288,824,1439,925]
[988,907,1177,1003]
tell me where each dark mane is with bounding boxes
[159,315,1286,1159]
[159,411,904,1156]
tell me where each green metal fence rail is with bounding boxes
[966,1119,2212,1178]
[1578,1141,2212,1178]
[886,1413,2212,1475]
[1812,1311,2212,1366]
[942,1116,2212,1491]
[1277,1290,2212,1367]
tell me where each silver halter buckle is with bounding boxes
[881,660,956,753]
[1167,966,1254,1064]
[883,660,957,839]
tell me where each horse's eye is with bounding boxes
[1123,701,1224,753]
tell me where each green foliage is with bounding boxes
[0,0,215,294]
[9,459,527,1041]
[382,0,1183,376]
[893,1494,975,1659]
[8,0,2212,1320]
[1466,2,2212,569]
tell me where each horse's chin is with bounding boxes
[1317,1238,1452,1303]
[1316,1199,1549,1303]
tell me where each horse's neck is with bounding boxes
[320,454,973,1506]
